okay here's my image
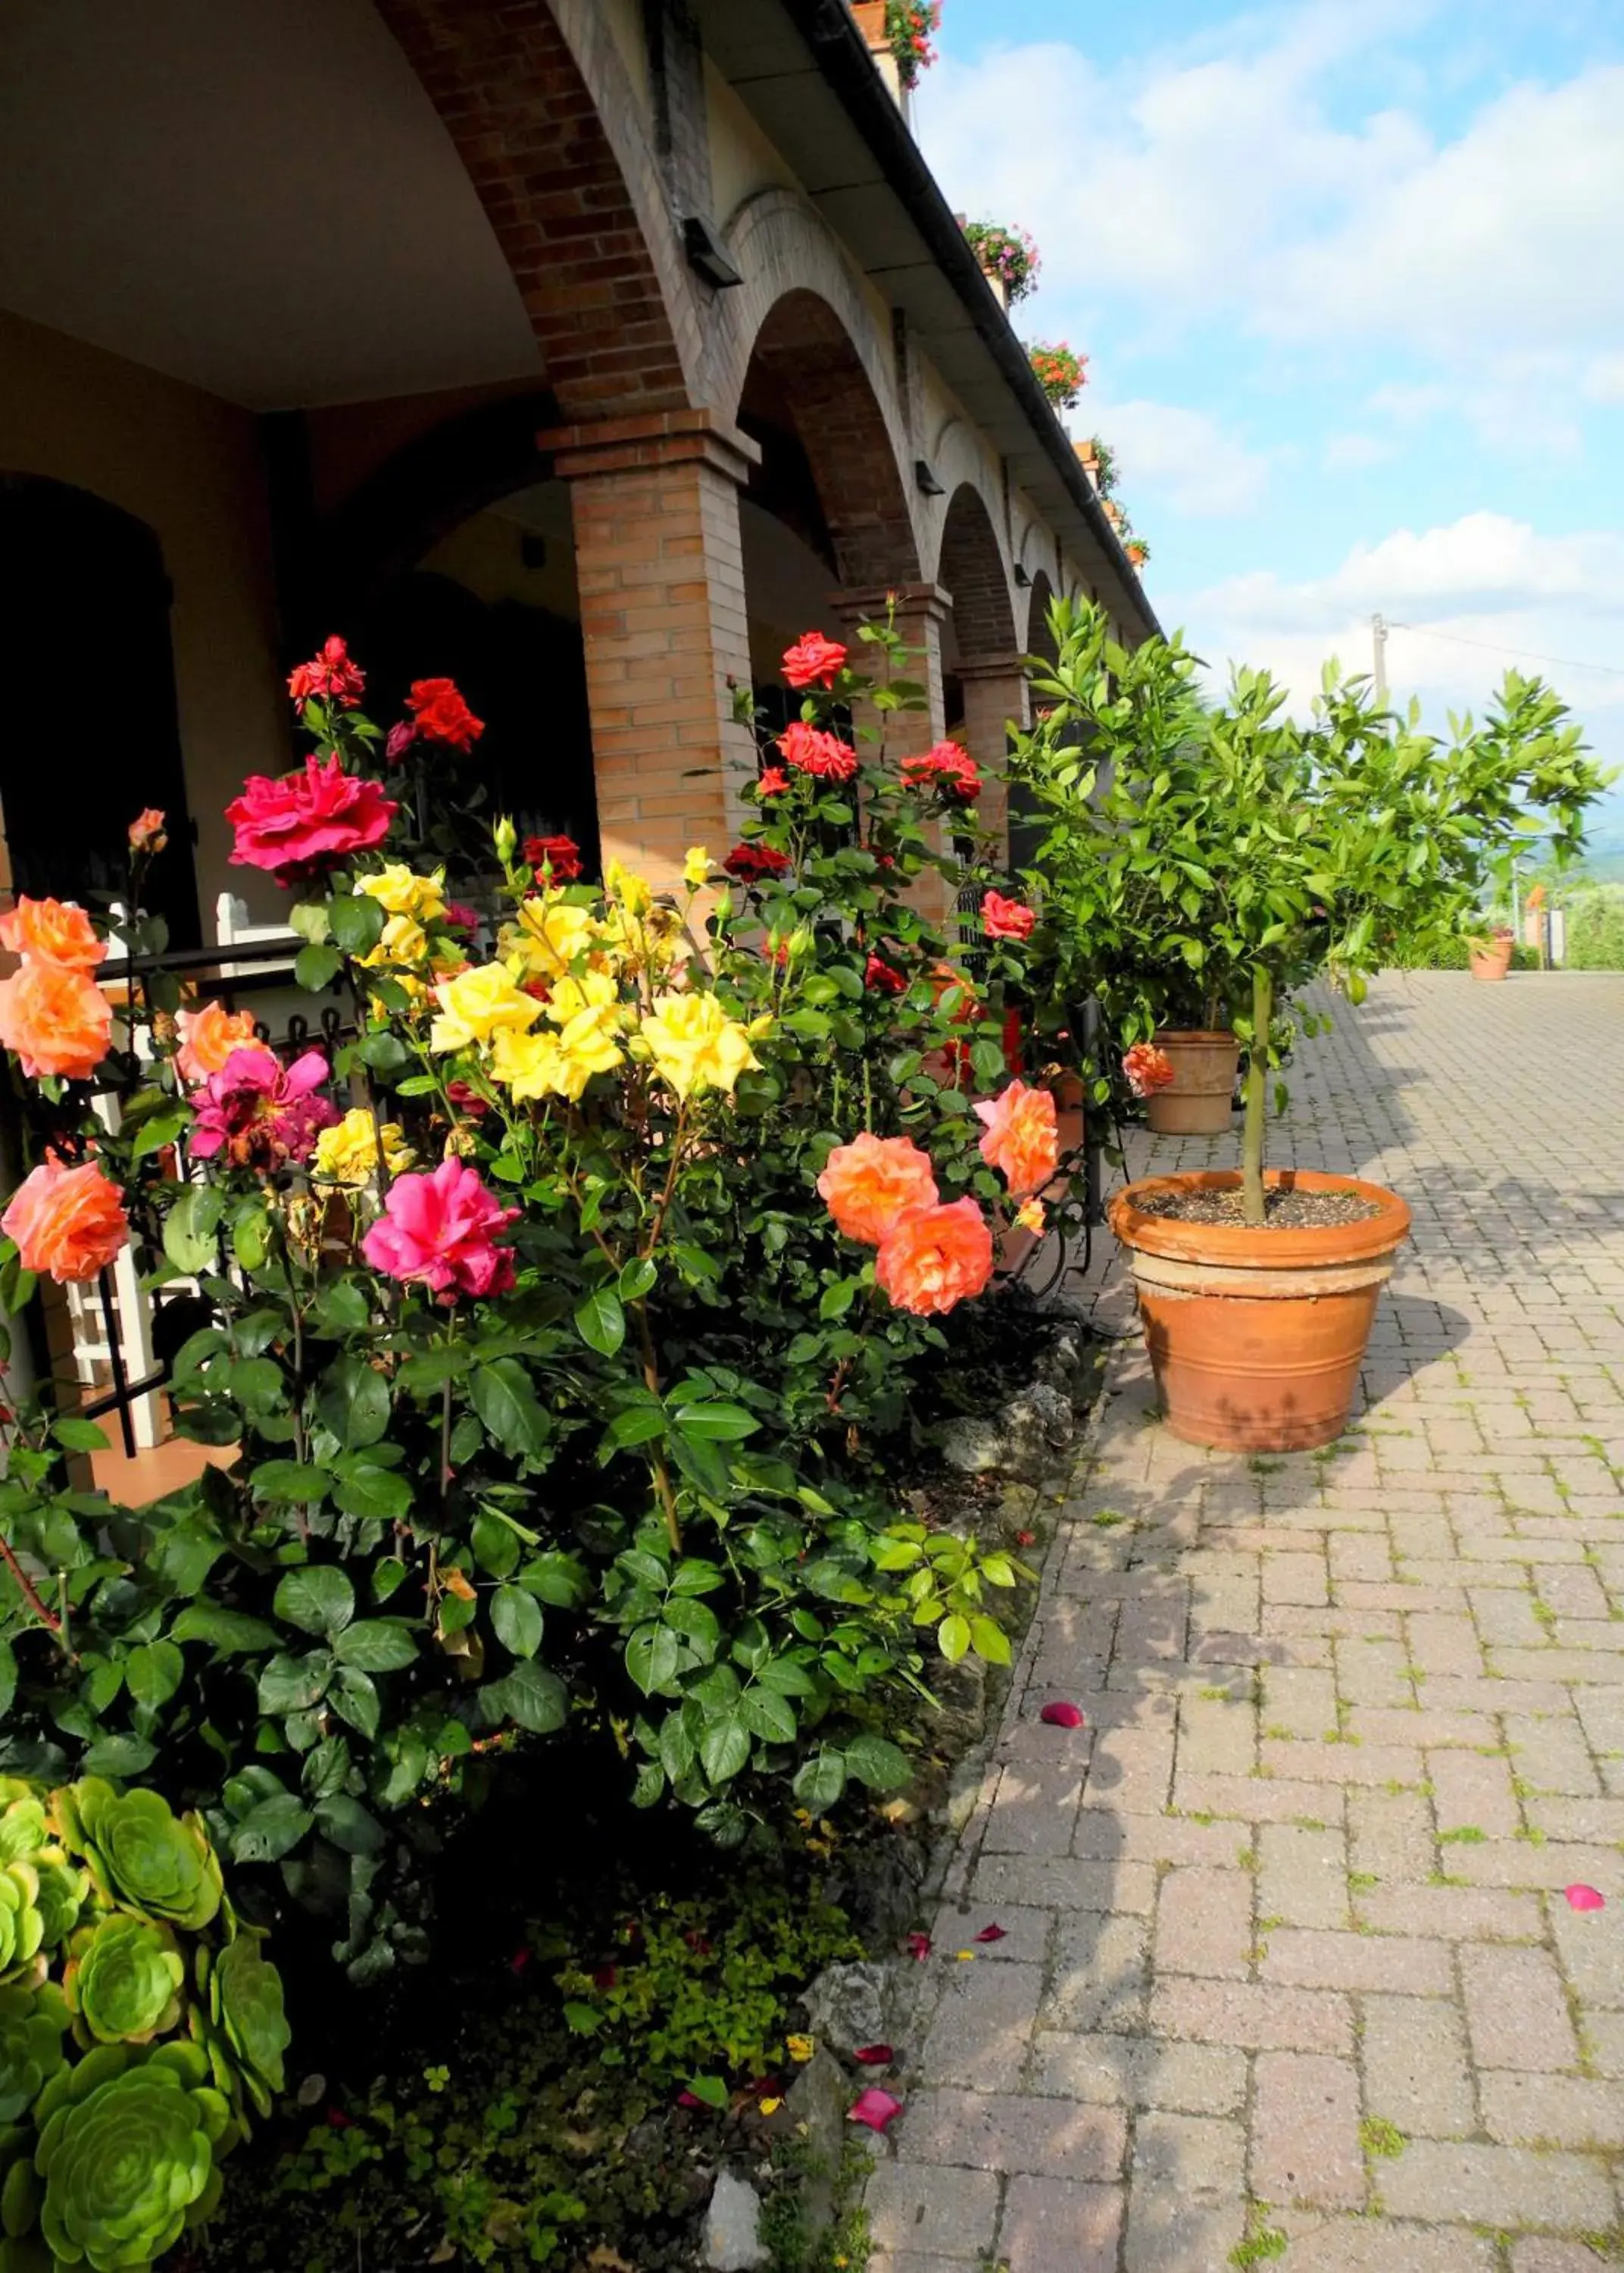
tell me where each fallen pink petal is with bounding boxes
[1039,1701,1086,1728]
[848,2088,903,2132]
[676,2090,702,2109]
[1566,1884,1606,1911]
[973,1924,1007,1943]
[906,1931,932,1961]
[853,2043,895,2066]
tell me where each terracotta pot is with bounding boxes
[851,0,887,37]
[1145,1030,1240,1135]
[1109,1169,1411,1452]
[1469,937,1513,982]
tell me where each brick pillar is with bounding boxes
[832,581,952,917]
[956,653,1031,867]
[539,410,760,893]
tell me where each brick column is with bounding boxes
[956,653,1031,866]
[539,410,760,893]
[832,582,952,917]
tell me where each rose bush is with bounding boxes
[0,622,1069,1977]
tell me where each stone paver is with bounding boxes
[875,976,1624,2272]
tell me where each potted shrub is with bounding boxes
[1467,920,1516,981]
[962,220,1041,308]
[1027,341,1088,408]
[1013,600,1606,1450]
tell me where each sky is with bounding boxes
[913,0,1624,845]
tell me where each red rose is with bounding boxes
[407,677,484,751]
[723,842,792,886]
[755,767,791,798]
[781,631,848,689]
[981,890,1036,943]
[865,954,907,996]
[523,833,582,881]
[226,752,397,886]
[288,635,365,711]
[778,721,857,782]
[901,743,982,802]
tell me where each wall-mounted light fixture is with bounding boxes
[683,216,742,288]
[1013,563,1031,587]
[914,459,945,496]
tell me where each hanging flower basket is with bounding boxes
[962,220,1041,306]
[1026,341,1088,408]
[884,0,941,87]
[1126,539,1150,568]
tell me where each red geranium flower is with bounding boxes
[407,677,484,751]
[226,752,398,887]
[865,954,907,996]
[287,634,365,711]
[901,743,982,802]
[523,833,582,881]
[980,890,1036,943]
[778,721,857,782]
[724,842,792,886]
[781,631,848,689]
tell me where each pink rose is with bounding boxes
[226,752,397,886]
[361,1157,518,1303]
[189,1046,339,1171]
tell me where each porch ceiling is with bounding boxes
[692,0,1158,640]
[0,0,541,411]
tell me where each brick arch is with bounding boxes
[735,284,920,589]
[376,0,698,418]
[1026,569,1060,667]
[937,483,1017,663]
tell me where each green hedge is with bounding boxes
[1563,885,1624,971]
[1388,936,1539,971]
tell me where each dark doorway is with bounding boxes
[0,476,201,947]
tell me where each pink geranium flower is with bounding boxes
[226,752,397,886]
[188,1046,339,1172]
[362,1157,519,1304]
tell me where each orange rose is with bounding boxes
[817,1133,938,1247]
[973,1080,1059,1198]
[876,1198,994,1316]
[0,961,112,1080]
[2,1155,129,1283]
[0,896,106,971]
[128,808,168,853]
[174,1000,261,1086]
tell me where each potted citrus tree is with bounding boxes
[1014,600,1606,1449]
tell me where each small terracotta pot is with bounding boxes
[1469,937,1513,982]
[851,0,887,37]
[1109,1169,1411,1452]
[1145,1030,1240,1136]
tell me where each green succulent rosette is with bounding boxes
[34,2043,231,2271]
[64,1918,183,2047]
[53,1783,222,1934]
[204,1937,290,2117]
[30,1856,88,1958]
[0,1799,47,1873]
[0,1987,68,2124]
[0,1869,45,1988]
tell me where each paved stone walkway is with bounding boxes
[873,973,1624,2273]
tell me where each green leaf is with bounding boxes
[52,1418,108,1454]
[471,1361,551,1462]
[327,893,387,956]
[602,1405,667,1452]
[517,1553,589,1608]
[483,1659,567,1734]
[314,1794,386,1856]
[124,1640,185,1709]
[371,1555,408,1605]
[329,1668,379,1740]
[491,1586,542,1659]
[844,1733,910,1790]
[251,1461,329,1506]
[617,1255,657,1302]
[626,1624,682,1696]
[294,943,343,993]
[317,1355,391,1451]
[333,1619,419,1673]
[258,1650,334,1715]
[573,1288,626,1358]
[81,1734,158,1779]
[969,1615,1012,1665]
[127,1108,189,1164]
[684,2074,729,2111]
[274,1567,355,1639]
[232,1793,314,1864]
[671,1401,759,1442]
[740,1688,797,1744]
[163,1186,225,1276]
[172,1604,280,1655]
[331,1457,414,1523]
[938,1613,971,1665]
[792,1750,848,1811]
[699,1712,751,1786]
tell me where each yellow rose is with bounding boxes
[429,963,543,1055]
[638,991,760,1102]
[489,1026,572,1103]
[549,971,626,1087]
[359,864,446,923]
[312,1108,413,1187]
[682,847,710,890]
[505,896,597,981]
[360,911,429,971]
[595,900,682,978]
[604,858,654,916]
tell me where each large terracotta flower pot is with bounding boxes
[1145,1030,1240,1136]
[1469,938,1513,982]
[1108,1168,1411,1452]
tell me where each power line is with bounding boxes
[1387,618,1624,680]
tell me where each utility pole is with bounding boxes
[1371,612,1388,704]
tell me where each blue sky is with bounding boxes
[914,0,1624,840]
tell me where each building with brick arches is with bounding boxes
[0,0,1151,933]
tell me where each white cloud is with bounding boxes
[1324,433,1394,470]
[1080,398,1273,515]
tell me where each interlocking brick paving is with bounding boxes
[873,974,1624,2273]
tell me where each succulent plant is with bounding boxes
[0,1791,48,1869]
[208,1934,291,2119]
[52,1782,222,1934]
[0,1986,69,2122]
[34,2042,231,2271]
[64,1918,184,2047]
[0,1867,46,1987]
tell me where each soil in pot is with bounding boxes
[1145,1030,1241,1135]
[1109,1168,1410,1452]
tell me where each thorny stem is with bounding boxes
[635,1300,682,1555]
[0,1530,67,1648]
